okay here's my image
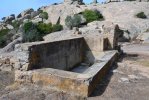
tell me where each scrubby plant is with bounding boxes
[40,12,48,20]
[11,20,20,32]
[72,15,82,27]
[65,14,82,29]
[22,28,42,42]
[0,36,7,48]
[0,29,10,47]
[52,24,63,32]
[136,12,147,19]
[0,29,10,37]
[37,23,53,34]
[22,21,63,42]
[23,21,34,32]
[23,21,42,42]
[82,9,104,23]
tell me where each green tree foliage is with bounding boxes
[37,23,53,35]
[83,10,104,23]
[40,12,49,20]
[52,24,63,32]
[65,14,82,29]
[22,28,42,42]
[0,29,10,47]
[136,12,147,19]
[23,21,34,33]
[22,21,63,42]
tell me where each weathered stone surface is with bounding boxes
[31,18,42,23]
[0,37,22,53]
[6,24,14,29]
[15,50,118,97]
[4,14,15,23]
[64,0,83,4]
[136,32,149,41]
[15,37,84,71]
[17,8,34,18]
[30,11,40,18]
[40,2,149,40]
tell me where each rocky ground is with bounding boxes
[89,43,149,100]
[0,43,149,100]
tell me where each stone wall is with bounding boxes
[15,37,84,71]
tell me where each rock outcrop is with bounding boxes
[17,8,34,18]
[64,0,83,4]
[41,2,149,40]
[3,14,15,23]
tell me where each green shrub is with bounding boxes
[22,21,63,42]
[23,22,43,42]
[52,24,63,32]
[83,10,104,23]
[22,28,42,42]
[0,29,10,48]
[65,15,82,29]
[37,23,53,34]
[72,15,82,27]
[65,16,73,29]
[23,21,34,32]
[0,36,7,48]
[40,12,48,20]
[136,12,147,19]
[0,29,10,37]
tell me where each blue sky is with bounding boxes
[0,0,104,20]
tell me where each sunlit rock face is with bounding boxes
[64,0,83,4]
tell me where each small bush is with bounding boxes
[52,24,63,32]
[22,21,63,42]
[22,28,42,42]
[65,15,82,29]
[0,29,10,37]
[23,21,34,32]
[0,29,10,47]
[0,36,7,48]
[83,10,104,23]
[136,12,147,19]
[40,12,48,20]
[37,23,53,34]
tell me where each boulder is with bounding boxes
[0,37,22,53]
[32,18,43,23]
[1,17,6,21]
[30,11,40,18]
[4,14,15,23]
[17,8,34,18]
[6,24,14,29]
[64,0,83,4]
[23,14,31,19]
